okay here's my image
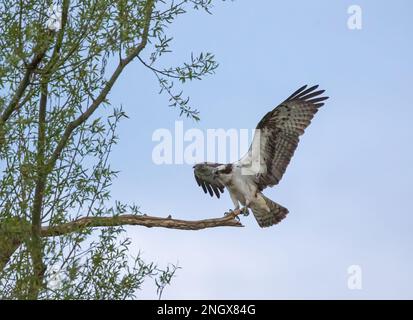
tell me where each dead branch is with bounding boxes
[0,210,243,271]
[41,210,244,236]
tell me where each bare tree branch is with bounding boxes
[42,210,244,236]
[0,210,243,273]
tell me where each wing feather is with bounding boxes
[238,85,329,191]
[193,163,225,198]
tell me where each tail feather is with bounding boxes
[250,194,289,228]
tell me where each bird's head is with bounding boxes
[193,162,232,178]
[192,162,217,171]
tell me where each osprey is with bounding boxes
[193,85,329,228]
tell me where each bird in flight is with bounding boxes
[193,85,329,228]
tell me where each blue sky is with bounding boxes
[107,0,413,299]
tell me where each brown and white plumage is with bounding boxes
[194,85,329,228]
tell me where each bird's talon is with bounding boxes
[241,207,250,217]
[224,209,234,216]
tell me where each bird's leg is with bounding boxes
[225,192,241,219]
[225,191,240,220]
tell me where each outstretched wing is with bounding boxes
[193,163,225,198]
[239,85,329,191]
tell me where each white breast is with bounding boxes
[225,165,257,205]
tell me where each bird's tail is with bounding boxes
[250,194,289,228]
